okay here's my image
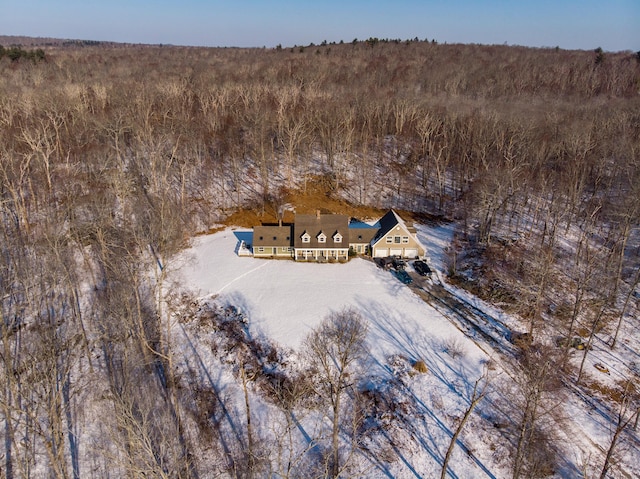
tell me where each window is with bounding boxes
[386,236,393,244]
[394,236,401,244]
[318,232,327,243]
[257,247,264,253]
[273,236,277,240]
[259,236,264,240]
[358,235,362,240]
[281,247,290,252]
[333,233,342,243]
[302,232,310,243]
[402,236,409,243]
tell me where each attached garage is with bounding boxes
[368,210,427,261]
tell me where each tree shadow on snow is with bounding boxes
[354,296,497,479]
[220,290,279,350]
[354,296,481,395]
[178,323,245,468]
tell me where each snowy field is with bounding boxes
[169,225,506,477]
[171,225,475,355]
[168,223,639,478]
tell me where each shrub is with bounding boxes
[442,337,465,359]
[412,359,428,373]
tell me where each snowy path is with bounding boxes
[407,271,640,479]
[172,226,639,479]
[214,260,271,295]
[410,278,516,359]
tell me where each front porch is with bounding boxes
[294,248,349,262]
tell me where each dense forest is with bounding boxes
[1,38,639,478]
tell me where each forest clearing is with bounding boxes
[0,37,639,478]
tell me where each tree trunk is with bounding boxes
[331,383,341,478]
[241,365,255,477]
[440,377,485,479]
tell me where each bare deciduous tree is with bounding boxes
[599,380,640,479]
[512,345,562,479]
[304,308,368,478]
[440,370,489,479]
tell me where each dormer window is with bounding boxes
[317,232,327,243]
[301,232,310,243]
[333,232,342,243]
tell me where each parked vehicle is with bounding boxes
[392,257,407,270]
[413,260,432,276]
[375,257,394,269]
[393,269,413,285]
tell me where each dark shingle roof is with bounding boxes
[373,209,403,242]
[293,214,349,249]
[348,227,378,244]
[253,225,292,247]
[371,209,426,254]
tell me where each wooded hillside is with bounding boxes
[1,39,639,478]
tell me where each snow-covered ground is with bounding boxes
[172,226,472,354]
[170,225,507,477]
[169,222,639,478]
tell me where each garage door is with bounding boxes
[374,248,388,258]
[389,248,403,256]
[404,249,418,258]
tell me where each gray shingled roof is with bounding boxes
[293,214,349,249]
[253,225,292,247]
[348,227,378,244]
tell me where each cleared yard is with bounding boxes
[172,228,485,368]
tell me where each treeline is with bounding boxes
[0,41,639,477]
[0,45,46,62]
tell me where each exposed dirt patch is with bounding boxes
[221,175,388,227]
[583,378,638,404]
[221,209,265,228]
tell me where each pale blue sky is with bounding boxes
[1,0,638,51]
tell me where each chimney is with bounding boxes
[279,218,282,227]
[316,209,320,219]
